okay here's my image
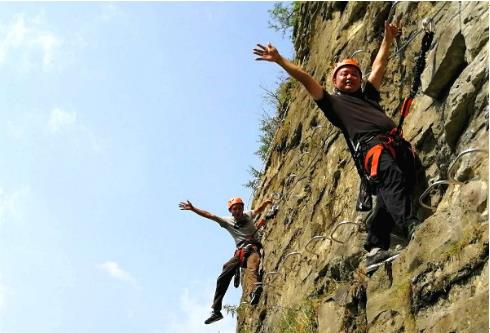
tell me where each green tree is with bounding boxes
[268,2,299,38]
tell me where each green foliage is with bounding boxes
[256,79,292,164]
[223,304,239,318]
[244,4,299,191]
[244,166,264,191]
[268,2,300,38]
[277,301,317,333]
[256,111,281,162]
[244,79,293,191]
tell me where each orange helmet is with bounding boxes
[227,197,244,211]
[332,59,362,80]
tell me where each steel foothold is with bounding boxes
[330,221,360,244]
[448,148,488,182]
[305,235,328,254]
[418,180,452,210]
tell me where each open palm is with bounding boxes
[253,43,280,62]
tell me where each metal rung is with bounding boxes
[349,49,368,58]
[283,251,302,262]
[387,1,400,22]
[330,221,360,244]
[305,235,329,254]
[418,180,452,210]
[448,148,488,181]
[272,192,282,200]
[281,251,302,270]
[263,271,280,281]
[419,148,488,210]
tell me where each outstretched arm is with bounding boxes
[179,200,222,223]
[368,20,400,90]
[253,43,324,101]
[252,198,273,216]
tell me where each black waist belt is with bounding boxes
[236,239,262,249]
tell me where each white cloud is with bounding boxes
[0,14,27,63]
[98,261,139,289]
[0,186,31,226]
[0,13,62,71]
[37,33,61,66]
[161,284,238,333]
[48,107,77,134]
[46,107,105,152]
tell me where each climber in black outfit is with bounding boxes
[253,20,419,269]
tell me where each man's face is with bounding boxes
[333,66,362,93]
[230,203,244,219]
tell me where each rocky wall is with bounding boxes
[238,2,488,333]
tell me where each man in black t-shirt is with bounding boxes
[254,21,419,269]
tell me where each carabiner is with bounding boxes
[422,18,433,33]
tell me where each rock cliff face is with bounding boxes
[238,2,488,333]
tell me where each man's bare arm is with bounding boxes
[368,21,400,90]
[252,198,273,216]
[254,43,324,101]
[179,200,222,223]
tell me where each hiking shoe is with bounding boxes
[365,248,399,272]
[204,310,223,325]
[250,285,263,305]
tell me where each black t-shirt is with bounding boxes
[315,82,396,143]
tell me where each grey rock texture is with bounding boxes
[238,2,488,333]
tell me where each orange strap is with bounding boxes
[234,248,246,266]
[364,144,384,178]
[363,140,397,178]
[234,244,260,267]
[400,97,413,118]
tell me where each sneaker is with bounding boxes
[365,248,399,272]
[250,285,263,305]
[204,310,223,325]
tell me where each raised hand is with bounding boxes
[179,200,194,211]
[253,43,280,62]
[384,20,401,43]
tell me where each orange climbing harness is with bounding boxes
[234,240,262,267]
[363,135,396,178]
[362,131,416,180]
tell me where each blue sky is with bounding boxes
[0,2,293,333]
